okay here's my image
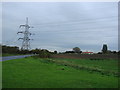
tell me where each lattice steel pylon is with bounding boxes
[17,17,33,50]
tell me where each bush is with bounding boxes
[38,50,51,58]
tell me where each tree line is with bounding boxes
[1,44,119,58]
[1,45,57,58]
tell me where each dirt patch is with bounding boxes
[51,54,118,60]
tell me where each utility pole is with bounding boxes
[17,17,33,50]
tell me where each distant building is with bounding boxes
[82,52,93,54]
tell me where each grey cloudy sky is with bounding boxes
[2,2,118,52]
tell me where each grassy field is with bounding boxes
[50,58,118,73]
[2,56,119,88]
[0,61,2,89]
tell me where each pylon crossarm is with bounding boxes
[17,31,24,34]
[18,38,23,40]
[19,25,26,28]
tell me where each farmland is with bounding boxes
[2,55,119,88]
[51,53,118,60]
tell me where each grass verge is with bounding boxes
[40,57,118,77]
[2,57,118,88]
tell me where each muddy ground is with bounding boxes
[51,54,118,60]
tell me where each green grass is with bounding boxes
[0,61,2,89]
[2,57,118,88]
[51,58,118,73]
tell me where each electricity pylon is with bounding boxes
[17,17,33,50]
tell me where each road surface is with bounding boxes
[0,55,33,61]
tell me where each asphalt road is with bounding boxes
[0,55,34,61]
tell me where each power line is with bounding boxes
[29,15,117,34]
[32,25,117,34]
[31,16,117,27]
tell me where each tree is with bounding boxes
[65,51,74,53]
[2,45,19,54]
[118,51,120,54]
[73,47,81,53]
[112,51,117,54]
[54,51,57,54]
[39,49,51,58]
[102,44,108,54]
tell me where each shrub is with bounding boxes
[38,50,51,58]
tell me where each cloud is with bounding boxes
[2,2,118,52]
